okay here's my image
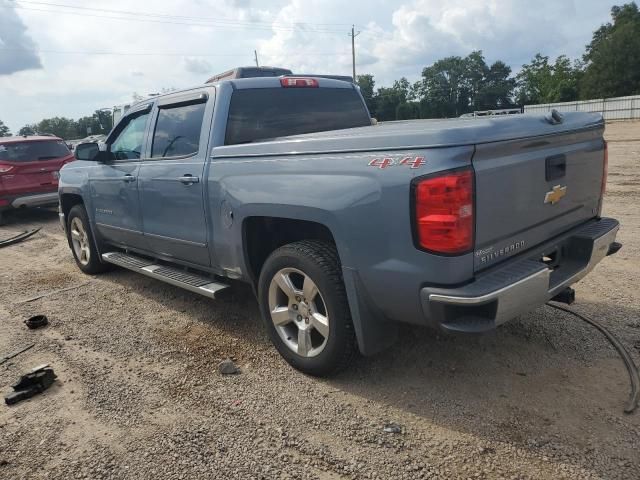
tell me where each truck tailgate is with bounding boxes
[472,127,605,271]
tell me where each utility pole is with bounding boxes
[349,25,361,81]
[254,50,259,67]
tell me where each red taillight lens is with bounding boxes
[602,140,608,196]
[0,199,9,206]
[0,164,13,174]
[280,77,319,88]
[414,168,474,254]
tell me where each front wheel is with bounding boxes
[67,204,110,274]
[258,240,357,376]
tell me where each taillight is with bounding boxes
[602,140,608,196]
[280,77,319,88]
[413,168,474,254]
[0,164,13,174]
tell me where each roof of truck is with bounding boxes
[124,76,356,111]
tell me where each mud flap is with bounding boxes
[342,266,398,356]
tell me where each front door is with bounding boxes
[89,108,151,249]
[138,91,211,266]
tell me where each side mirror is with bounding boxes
[74,142,99,161]
[75,142,110,162]
[371,117,378,125]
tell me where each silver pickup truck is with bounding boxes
[59,76,620,375]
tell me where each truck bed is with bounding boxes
[212,112,604,157]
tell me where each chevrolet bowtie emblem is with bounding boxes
[544,185,567,205]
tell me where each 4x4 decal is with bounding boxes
[368,156,426,169]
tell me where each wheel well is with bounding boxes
[60,193,84,219]
[244,217,337,282]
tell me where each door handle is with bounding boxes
[122,174,136,183]
[178,175,200,185]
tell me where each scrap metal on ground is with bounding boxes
[4,365,57,406]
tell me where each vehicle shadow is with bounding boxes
[0,207,59,230]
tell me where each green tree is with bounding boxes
[580,2,640,99]
[356,74,376,115]
[76,110,113,137]
[18,125,37,136]
[396,102,420,120]
[371,77,413,121]
[475,61,516,109]
[35,117,78,140]
[374,87,405,121]
[515,54,581,105]
[0,120,11,137]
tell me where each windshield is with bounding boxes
[224,87,371,145]
[0,140,70,162]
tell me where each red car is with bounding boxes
[0,135,74,224]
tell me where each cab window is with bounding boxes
[110,112,150,160]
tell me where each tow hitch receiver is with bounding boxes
[607,242,622,256]
[551,287,576,305]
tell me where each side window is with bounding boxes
[151,102,206,158]
[110,112,150,160]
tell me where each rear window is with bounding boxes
[0,140,70,162]
[224,87,371,145]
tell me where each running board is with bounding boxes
[101,252,229,298]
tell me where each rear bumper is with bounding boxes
[3,192,60,209]
[420,217,620,333]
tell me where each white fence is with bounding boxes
[524,94,640,121]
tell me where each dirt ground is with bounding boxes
[1,122,639,480]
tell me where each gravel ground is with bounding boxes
[1,122,639,480]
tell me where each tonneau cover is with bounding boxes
[212,112,604,157]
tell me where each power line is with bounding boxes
[0,47,347,57]
[12,0,356,29]
[5,1,357,33]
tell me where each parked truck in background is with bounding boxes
[59,76,620,376]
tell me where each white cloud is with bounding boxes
[0,0,615,132]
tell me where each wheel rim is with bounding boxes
[268,267,329,358]
[70,217,91,266]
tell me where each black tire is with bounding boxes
[67,204,111,274]
[258,240,357,376]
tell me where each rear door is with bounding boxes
[0,139,73,196]
[89,106,151,249]
[472,127,605,271]
[138,90,212,266]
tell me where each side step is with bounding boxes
[102,252,229,298]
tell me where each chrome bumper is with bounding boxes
[11,192,59,208]
[421,218,620,333]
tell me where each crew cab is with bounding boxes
[59,77,620,375]
[0,135,74,224]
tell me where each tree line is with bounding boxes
[357,2,640,120]
[0,110,113,140]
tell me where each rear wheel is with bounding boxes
[67,204,110,274]
[258,240,356,376]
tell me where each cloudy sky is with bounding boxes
[0,0,614,133]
